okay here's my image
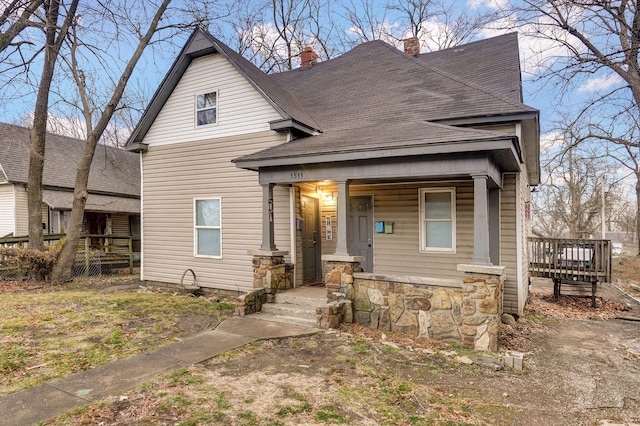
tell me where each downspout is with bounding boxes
[139,151,144,281]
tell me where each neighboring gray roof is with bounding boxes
[126,28,320,147]
[42,189,140,214]
[0,123,139,198]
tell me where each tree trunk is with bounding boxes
[27,0,63,251]
[49,135,98,282]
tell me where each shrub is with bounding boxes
[0,242,62,281]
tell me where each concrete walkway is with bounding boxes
[0,317,319,426]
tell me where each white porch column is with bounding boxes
[260,183,276,251]
[472,174,492,265]
[335,179,350,255]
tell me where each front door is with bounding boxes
[301,195,321,282]
[349,196,373,272]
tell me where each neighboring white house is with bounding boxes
[126,29,539,317]
[0,123,140,248]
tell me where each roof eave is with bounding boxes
[430,110,539,126]
[269,118,319,136]
[125,142,148,153]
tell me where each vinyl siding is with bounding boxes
[140,131,290,292]
[305,181,473,279]
[500,174,520,314]
[14,187,28,236]
[0,184,15,236]
[518,171,531,314]
[354,182,473,278]
[143,54,282,147]
[111,213,131,253]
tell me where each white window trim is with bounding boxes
[195,90,218,128]
[419,187,456,253]
[194,197,222,259]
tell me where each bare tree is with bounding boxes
[48,0,173,282]
[223,0,338,72]
[510,0,640,251]
[533,122,625,238]
[0,0,45,54]
[341,0,504,52]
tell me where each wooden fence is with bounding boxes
[0,234,135,275]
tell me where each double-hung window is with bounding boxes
[194,198,221,258]
[196,91,217,126]
[419,188,456,252]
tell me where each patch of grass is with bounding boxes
[215,391,232,410]
[237,410,258,425]
[168,368,206,386]
[0,284,236,396]
[315,404,349,423]
[159,393,192,414]
[276,389,312,417]
[351,343,369,353]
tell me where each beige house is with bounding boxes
[0,123,140,247]
[127,28,539,329]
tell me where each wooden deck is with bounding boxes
[528,237,612,307]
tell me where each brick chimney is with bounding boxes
[300,46,319,68]
[403,36,420,56]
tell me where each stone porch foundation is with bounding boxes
[351,264,505,352]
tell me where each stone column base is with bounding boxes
[457,264,505,352]
[249,250,291,302]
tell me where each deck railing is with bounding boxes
[0,234,135,275]
[528,237,612,283]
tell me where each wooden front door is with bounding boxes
[301,195,321,282]
[349,196,373,272]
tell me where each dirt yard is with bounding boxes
[29,260,638,425]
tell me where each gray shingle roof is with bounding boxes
[236,33,537,166]
[418,32,523,105]
[0,123,139,198]
[270,36,535,132]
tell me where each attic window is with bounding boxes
[196,91,217,126]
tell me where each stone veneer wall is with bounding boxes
[352,268,504,351]
[250,253,293,302]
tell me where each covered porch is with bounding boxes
[234,139,520,351]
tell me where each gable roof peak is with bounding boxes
[126,28,321,148]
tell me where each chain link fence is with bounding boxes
[0,250,138,282]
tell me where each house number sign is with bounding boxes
[290,171,303,180]
[325,216,333,240]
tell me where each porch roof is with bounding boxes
[42,190,140,214]
[233,120,520,182]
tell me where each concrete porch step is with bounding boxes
[261,302,317,320]
[249,286,328,329]
[250,311,318,328]
[274,287,327,307]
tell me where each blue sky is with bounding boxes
[0,0,622,153]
